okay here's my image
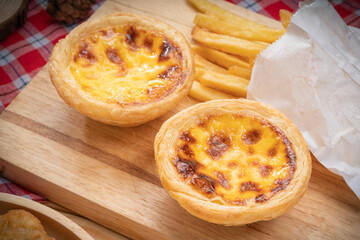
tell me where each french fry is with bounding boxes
[189,81,236,101]
[194,54,228,74]
[249,58,256,69]
[279,9,292,28]
[195,58,249,85]
[196,68,248,98]
[192,45,250,69]
[194,13,282,43]
[253,40,271,48]
[188,0,284,39]
[192,26,268,59]
[228,66,252,80]
[195,66,204,80]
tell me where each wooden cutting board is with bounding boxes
[0,0,359,239]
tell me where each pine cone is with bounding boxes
[47,0,96,24]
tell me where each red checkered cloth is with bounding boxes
[0,0,359,202]
[0,177,47,202]
[0,0,104,113]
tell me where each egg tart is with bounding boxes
[49,13,194,126]
[155,99,312,225]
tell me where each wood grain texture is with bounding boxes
[0,0,359,239]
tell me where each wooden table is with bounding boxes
[0,0,359,239]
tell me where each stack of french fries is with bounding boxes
[187,0,292,102]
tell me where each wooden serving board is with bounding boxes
[0,0,359,239]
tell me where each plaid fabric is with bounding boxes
[0,176,47,202]
[0,0,104,114]
[0,0,359,202]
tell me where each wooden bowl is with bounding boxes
[0,193,94,240]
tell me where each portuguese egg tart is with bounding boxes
[155,99,312,225]
[49,13,194,126]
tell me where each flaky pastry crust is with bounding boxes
[49,13,194,126]
[154,99,312,225]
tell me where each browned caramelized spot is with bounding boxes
[106,48,122,65]
[255,194,268,203]
[207,132,231,160]
[240,181,260,192]
[75,42,97,63]
[178,144,194,158]
[173,156,198,179]
[100,29,114,38]
[179,131,196,143]
[227,162,238,169]
[191,175,216,195]
[242,129,262,145]
[159,40,174,61]
[215,171,230,189]
[248,147,255,155]
[272,178,291,193]
[126,26,138,50]
[157,65,178,80]
[259,165,273,177]
[106,48,127,76]
[196,114,215,129]
[197,120,206,128]
[286,143,297,171]
[252,160,259,166]
[143,37,153,50]
[268,147,277,157]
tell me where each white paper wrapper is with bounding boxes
[247,0,360,198]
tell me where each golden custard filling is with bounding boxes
[69,25,184,104]
[173,114,296,205]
